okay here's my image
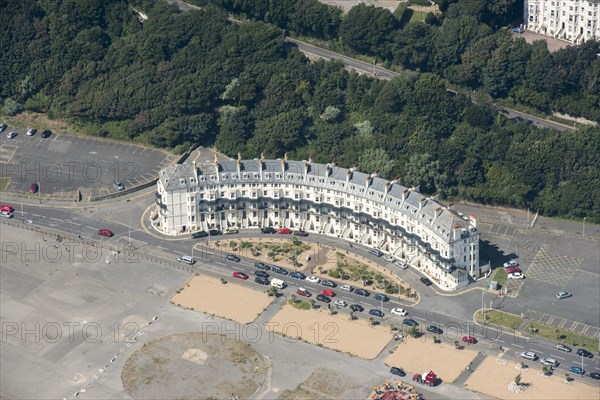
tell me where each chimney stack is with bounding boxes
[365,174,373,190]
[214,154,220,182]
[434,207,442,221]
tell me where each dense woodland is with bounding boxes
[0,0,599,222]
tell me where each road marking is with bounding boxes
[513,344,524,349]
[413,316,425,321]
[549,355,565,360]
[67,221,81,226]
[214,261,226,266]
[49,217,63,222]
[32,214,42,217]
[342,296,352,300]
[86,226,98,230]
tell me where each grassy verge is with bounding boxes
[0,178,9,192]
[525,322,599,353]
[409,10,428,22]
[493,268,508,286]
[288,299,311,310]
[476,309,523,330]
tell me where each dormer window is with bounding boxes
[275,174,281,179]
[231,175,237,180]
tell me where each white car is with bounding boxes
[391,308,407,316]
[508,272,524,279]
[0,211,14,219]
[395,260,408,269]
[334,300,347,308]
[0,123,7,132]
[383,255,396,263]
[305,275,320,284]
[26,128,36,136]
[7,131,17,139]
[340,284,353,292]
[520,351,538,361]
[503,260,519,268]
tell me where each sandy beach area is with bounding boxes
[171,275,273,324]
[268,304,393,359]
[385,336,478,383]
[464,356,600,399]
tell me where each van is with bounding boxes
[177,255,195,265]
[368,248,383,257]
[270,278,285,289]
[541,357,558,367]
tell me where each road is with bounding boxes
[3,200,599,382]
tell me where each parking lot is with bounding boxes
[0,125,177,199]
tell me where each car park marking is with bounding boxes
[513,344,525,349]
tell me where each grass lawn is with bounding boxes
[525,322,599,353]
[288,299,311,310]
[493,268,508,286]
[0,178,9,192]
[409,10,428,22]
[476,309,523,330]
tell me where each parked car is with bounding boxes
[383,255,396,263]
[334,300,347,308]
[556,291,572,299]
[254,270,269,278]
[113,180,125,191]
[503,260,519,268]
[556,344,572,353]
[97,229,114,237]
[427,325,443,334]
[208,229,222,236]
[293,230,308,236]
[254,262,270,270]
[506,266,522,274]
[305,275,320,284]
[540,357,558,367]
[340,284,353,292]
[350,304,364,312]
[41,129,52,138]
[232,271,248,280]
[374,293,389,302]
[420,277,433,286]
[391,308,407,316]
[271,266,288,275]
[390,367,406,377]
[0,205,15,213]
[354,288,369,297]
[461,335,477,344]
[395,260,408,269]
[368,248,383,257]
[403,318,418,326]
[321,280,336,288]
[277,227,291,234]
[0,211,14,219]
[512,27,524,33]
[577,349,593,358]
[320,289,335,297]
[316,294,331,303]
[7,131,17,139]
[369,309,384,318]
[26,128,36,136]
[226,254,240,262]
[508,272,524,280]
[255,277,270,285]
[290,272,306,280]
[520,351,538,361]
[0,123,6,132]
[260,226,276,234]
[224,227,239,234]
[191,230,208,239]
[589,372,600,380]
[29,183,39,194]
[177,255,195,265]
[296,287,311,297]
[569,366,585,375]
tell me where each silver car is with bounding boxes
[520,351,538,361]
[556,291,572,299]
[113,180,125,191]
[555,344,572,352]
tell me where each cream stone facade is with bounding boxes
[153,155,482,290]
[524,0,600,44]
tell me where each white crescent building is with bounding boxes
[153,154,485,290]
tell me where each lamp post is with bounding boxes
[583,217,586,238]
[482,291,485,326]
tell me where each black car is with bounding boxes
[390,367,406,377]
[255,277,270,285]
[427,325,443,334]
[191,231,208,239]
[316,294,331,303]
[255,262,270,270]
[350,304,364,312]
[403,318,418,326]
[420,277,433,286]
[589,372,600,380]
[369,309,384,318]
[374,293,389,302]
[254,270,269,278]
[226,254,240,262]
[321,280,336,288]
[293,230,308,237]
[354,288,370,297]
[290,272,306,280]
[271,266,289,275]
[41,129,52,138]
[261,227,276,234]
[577,349,593,358]
[208,229,222,236]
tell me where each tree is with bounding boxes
[339,3,397,56]
[266,286,278,297]
[359,148,395,178]
[408,325,420,337]
[290,294,297,304]
[402,153,450,194]
[458,156,485,186]
[514,373,521,385]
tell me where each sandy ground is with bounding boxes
[268,304,393,359]
[464,356,600,399]
[385,337,478,383]
[171,275,273,324]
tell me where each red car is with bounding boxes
[461,336,477,344]
[97,229,114,237]
[296,287,311,297]
[278,227,291,234]
[506,266,522,274]
[0,205,15,213]
[232,271,249,280]
[320,289,335,297]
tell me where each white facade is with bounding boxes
[153,156,480,290]
[524,0,600,44]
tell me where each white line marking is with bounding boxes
[549,355,565,360]
[86,226,98,230]
[32,214,42,217]
[513,344,524,349]
[67,221,81,226]
[49,217,63,222]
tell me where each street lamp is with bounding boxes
[583,217,586,238]
[481,291,485,326]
